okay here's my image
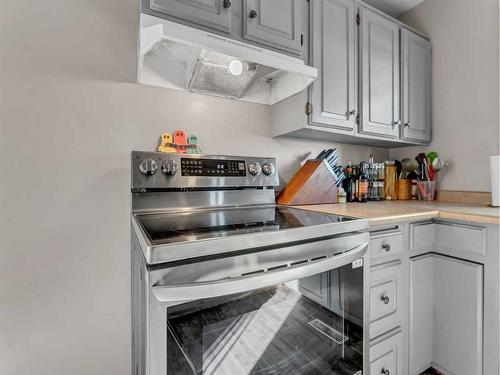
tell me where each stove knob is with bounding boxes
[161,159,178,176]
[248,161,262,176]
[139,157,158,175]
[262,163,275,176]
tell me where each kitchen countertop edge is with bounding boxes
[291,202,500,226]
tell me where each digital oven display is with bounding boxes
[180,158,247,177]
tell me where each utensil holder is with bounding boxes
[397,179,412,200]
[417,181,436,201]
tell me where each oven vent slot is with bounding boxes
[267,264,288,271]
[308,318,348,344]
[290,260,308,266]
[239,254,334,278]
[241,269,265,276]
[311,255,327,261]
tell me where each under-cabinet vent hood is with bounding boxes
[138,14,317,105]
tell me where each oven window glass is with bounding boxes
[166,263,363,375]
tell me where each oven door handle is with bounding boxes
[151,242,368,302]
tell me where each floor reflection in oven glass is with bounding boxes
[167,285,362,375]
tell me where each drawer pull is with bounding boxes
[382,243,391,252]
[381,369,390,375]
[380,295,390,304]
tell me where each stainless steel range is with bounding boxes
[131,151,370,375]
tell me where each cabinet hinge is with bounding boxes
[300,34,304,46]
[356,14,360,25]
[305,102,312,115]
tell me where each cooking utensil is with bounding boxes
[426,151,438,162]
[427,157,435,181]
[431,157,446,171]
[401,158,418,179]
[415,153,428,180]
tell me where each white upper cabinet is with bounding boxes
[401,29,432,143]
[243,0,303,55]
[309,0,356,131]
[149,0,234,33]
[359,7,400,138]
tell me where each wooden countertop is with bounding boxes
[293,201,500,226]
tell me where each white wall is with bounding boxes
[390,0,500,192]
[0,1,387,375]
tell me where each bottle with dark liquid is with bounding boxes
[358,163,369,203]
[344,161,353,202]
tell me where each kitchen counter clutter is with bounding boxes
[293,200,500,225]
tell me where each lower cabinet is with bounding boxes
[370,331,404,375]
[410,253,483,375]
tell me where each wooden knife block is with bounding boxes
[277,160,338,205]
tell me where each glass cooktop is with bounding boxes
[136,206,358,246]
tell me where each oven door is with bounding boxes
[149,233,368,375]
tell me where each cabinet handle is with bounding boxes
[391,120,401,129]
[382,243,391,252]
[381,369,390,375]
[223,0,231,8]
[404,121,410,128]
[249,9,258,18]
[381,295,390,304]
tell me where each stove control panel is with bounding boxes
[180,158,246,177]
[132,152,279,190]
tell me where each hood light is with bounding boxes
[228,60,244,76]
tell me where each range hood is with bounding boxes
[138,14,317,105]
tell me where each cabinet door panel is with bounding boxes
[410,254,483,375]
[409,255,434,374]
[149,0,233,33]
[433,255,483,375]
[310,0,355,130]
[359,8,400,138]
[401,29,431,142]
[243,0,302,55]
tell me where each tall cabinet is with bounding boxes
[401,29,432,143]
[309,0,356,131]
[359,7,400,138]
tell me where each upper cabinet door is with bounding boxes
[401,29,431,143]
[309,0,356,131]
[359,8,400,138]
[243,0,303,55]
[149,0,234,33]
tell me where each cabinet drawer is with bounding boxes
[370,263,402,338]
[410,221,487,256]
[370,331,403,375]
[370,232,404,261]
